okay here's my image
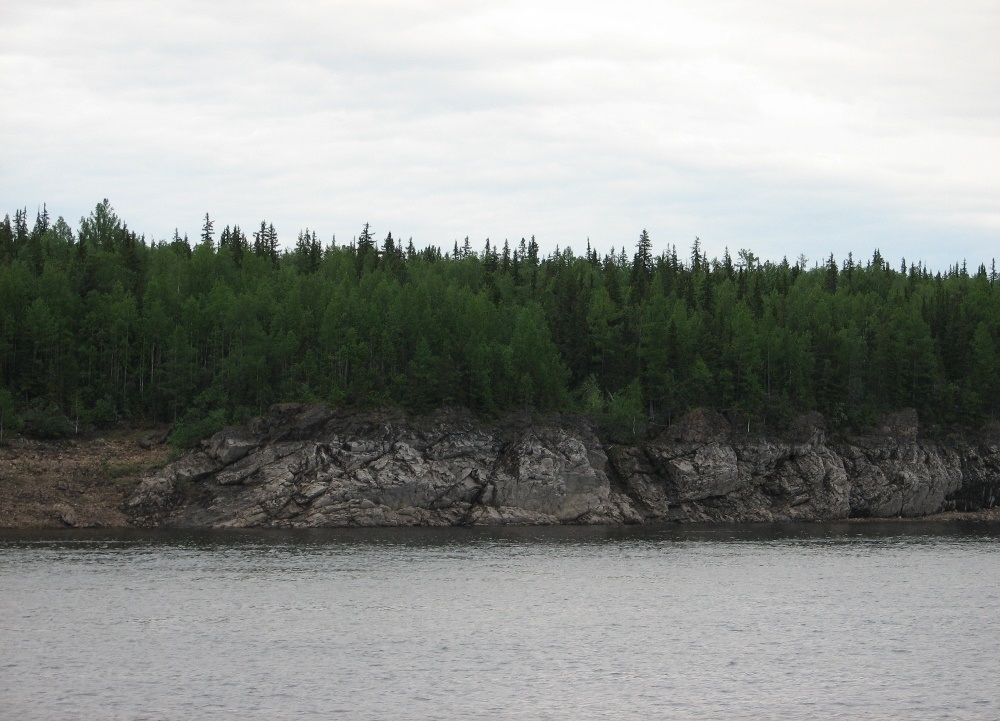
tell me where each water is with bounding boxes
[2,523,999,720]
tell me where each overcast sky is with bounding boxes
[2,0,998,269]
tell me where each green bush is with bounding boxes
[597,380,647,443]
[169,407,228,448]
[23,399,73,439]
[89,395,119,426]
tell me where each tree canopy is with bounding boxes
[2,200,999,442]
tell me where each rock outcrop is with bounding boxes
[126,404,1000,528]
[127,406,640,528]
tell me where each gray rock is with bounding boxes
[207,427,258,465]
[841,440,963,517]
[125,405,1000,528]
[54,503,77,527]
[491,428,611,520]
[126,452,220,513]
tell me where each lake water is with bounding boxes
[2,522,999,720]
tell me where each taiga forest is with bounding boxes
[2,200,998,445]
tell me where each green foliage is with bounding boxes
[89,395,119,426]
[599,380,647,443]
[575,375,605,417]
[169,407,228,449]
[22,399,72,439]
[4,200,1000,436]
[0,388,22,441]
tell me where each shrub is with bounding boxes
[169,407,228,449]
[23,399,73,439]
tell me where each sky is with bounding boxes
[2,0,998,269]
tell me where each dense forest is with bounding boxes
[2,200,999,445]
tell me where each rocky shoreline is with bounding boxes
[3,404,999,530]
[119,404,1000,529]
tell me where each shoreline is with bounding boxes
[2,420,999,529]
[843,508,1000,523]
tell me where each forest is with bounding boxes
[1,199,999,445]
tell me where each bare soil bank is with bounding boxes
[0,427,173,528]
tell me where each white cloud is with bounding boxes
[1,0,997,267]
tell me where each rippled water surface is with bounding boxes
[2,522,999,720]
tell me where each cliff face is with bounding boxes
[126,404,1000,528]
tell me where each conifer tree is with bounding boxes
[200,213,215,248]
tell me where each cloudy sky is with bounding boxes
[3,0,998,268]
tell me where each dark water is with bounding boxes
[2,523,999,721]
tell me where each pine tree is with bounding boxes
[33,204,51,236]
[0,214,14,261]
[252,221,279,265]
[200,213,215,249]
[631,229,653,292]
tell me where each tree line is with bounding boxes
[2,200,999,444]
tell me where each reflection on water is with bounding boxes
[3,522,999,721]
